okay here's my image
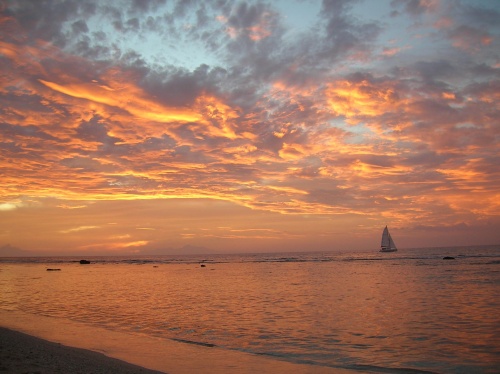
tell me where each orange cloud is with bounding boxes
[193,94,241,140]
[59,226,99,234]
[279,143,308,160]
[442,92,456,100]
[39,79,204,124]
[351,160,412,178]
[382,47,401,56]
[326,79,403,123]
[119,240,149,248]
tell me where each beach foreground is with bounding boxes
[1,310,351,374]
[0,327,164,374]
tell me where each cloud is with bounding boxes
[0,202,19,211]
[77,240,149,251]
[218,2,278,41]
[59,226,99,234]
[320,0,382,61]
[57,204,88,209]
[449,25,493,52]
[391,0,439,17]
[1,0,499,252]
[38,79,205,124]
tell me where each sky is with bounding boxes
[1,0,499,255]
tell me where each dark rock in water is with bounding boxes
[46,268,61,271]
[200,264,206,267]
[79,260,91,264]
[443,256,455,260]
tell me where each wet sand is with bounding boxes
[1,310,355,374]
[0,327,164,374]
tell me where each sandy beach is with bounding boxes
[0,327,164,374]
[1,309,350,374]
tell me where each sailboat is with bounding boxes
[380,225,397,252]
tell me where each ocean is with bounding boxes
[1,246,499,373]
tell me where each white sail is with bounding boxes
[380,226,397,252]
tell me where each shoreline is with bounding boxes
[0,310,355,374]
[0,327,164,374]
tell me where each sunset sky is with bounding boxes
[1,0,499,255]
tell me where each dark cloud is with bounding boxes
[401,150,452,169]
[60,156,110,172]
[320,0,381,60]
[225,1,272,30]
[390,0,435,16]
[458,1,500,28]
[76,116,121,145]
[0,122,58,141]
[413,60,457,82]
[129,0,167,13]
[139,134,177,152]
[140,64,226,107]
[71,19,89,35]
[5,0,96,47]
[448,24,493,52]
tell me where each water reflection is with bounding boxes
[0,249,499,373]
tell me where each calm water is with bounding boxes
[1,246,499,373]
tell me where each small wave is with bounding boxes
[1,246,498,266]
[171,338,216,347]
[347,364,438,373]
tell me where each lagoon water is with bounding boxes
[1,246,499,373]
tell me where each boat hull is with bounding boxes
[380,248,397,252]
